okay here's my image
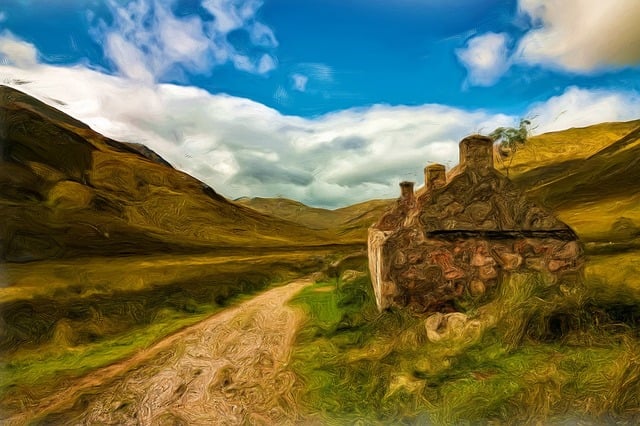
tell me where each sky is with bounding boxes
[1,0,640,208]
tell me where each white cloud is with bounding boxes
[456,32,511,86]
[93,0,277,83]
[291,73,308,92]
[457,1,640,84]
[0,31,38,68]
[525,86,640,134]
[0,61,515,207]
[2,36,639,208]
[516,0,640,72]
[256,54,277,74]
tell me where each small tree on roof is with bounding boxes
[490,118,533,178]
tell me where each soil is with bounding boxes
[7,278,312,425]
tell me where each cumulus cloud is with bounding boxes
[0,31,38,68]
[516,0,640,72]
[1,60,516,207]
[2,36,639,208]
[93,0,277,83]
[526,86,640,134]
[457,1,640,84]
[456,32,511,86]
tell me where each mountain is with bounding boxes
[243,120,640,244]
[3,83,637,260]
[0,86,331,261]
[236,197,391,241]
[497,120,640,179]
[500,120,640,241]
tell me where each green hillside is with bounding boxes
[0,85,333,261]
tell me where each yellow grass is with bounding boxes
[557,193,640,240]
[496,120,640,177]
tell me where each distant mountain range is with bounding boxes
[1,84,638,261]
[235,197,390,239]
[241,119,640,244]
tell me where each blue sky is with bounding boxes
[1,0,640,207]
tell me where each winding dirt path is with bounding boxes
[10,278,312,425]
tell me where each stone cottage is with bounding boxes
[368,135,583,312]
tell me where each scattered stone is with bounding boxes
[469,280,486,297]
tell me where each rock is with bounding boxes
[469,280,486,296]
[478,265,497,280]
[425,312,468,342]
[494,251,523,271]
[548,259,571,273]
[553,241,582,259]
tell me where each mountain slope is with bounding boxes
[0,85,330,261]
[243,120,640,244]
[496,119,640,178]
[504,121,640,241]
[236,197,391,241]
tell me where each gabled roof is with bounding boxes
[413,166,574,236]
[375,134,576,239]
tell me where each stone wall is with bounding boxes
[379,230,582,312]
[367,134,584,313]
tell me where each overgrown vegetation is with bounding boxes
[290,253,640,424]
[490,118,533,177]
[0,250,333,411]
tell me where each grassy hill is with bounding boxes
[498,120,640,241]
[236,197,391,242]
[0,85,353,412]
[0,85,334,261]
[498,120,640,177]
[241,120,640,245]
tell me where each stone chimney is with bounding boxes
[459,135,494,170]
[399,181,415,202]
[424,164,446,191]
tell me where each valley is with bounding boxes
[1,85,640,424]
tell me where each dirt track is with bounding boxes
[12,278,312,425]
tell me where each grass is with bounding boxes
[1,307,212,399]
[236,197,392,242]
[1,250,331,303]
[495,120,640,178]
[0,249,340,412]
[289,251,640,424]
[556,192,640,241]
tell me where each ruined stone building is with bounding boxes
[368,135,583,312]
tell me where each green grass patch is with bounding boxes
[0,307,212,397]
[290,254,640,424]
[0,250,336,414]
